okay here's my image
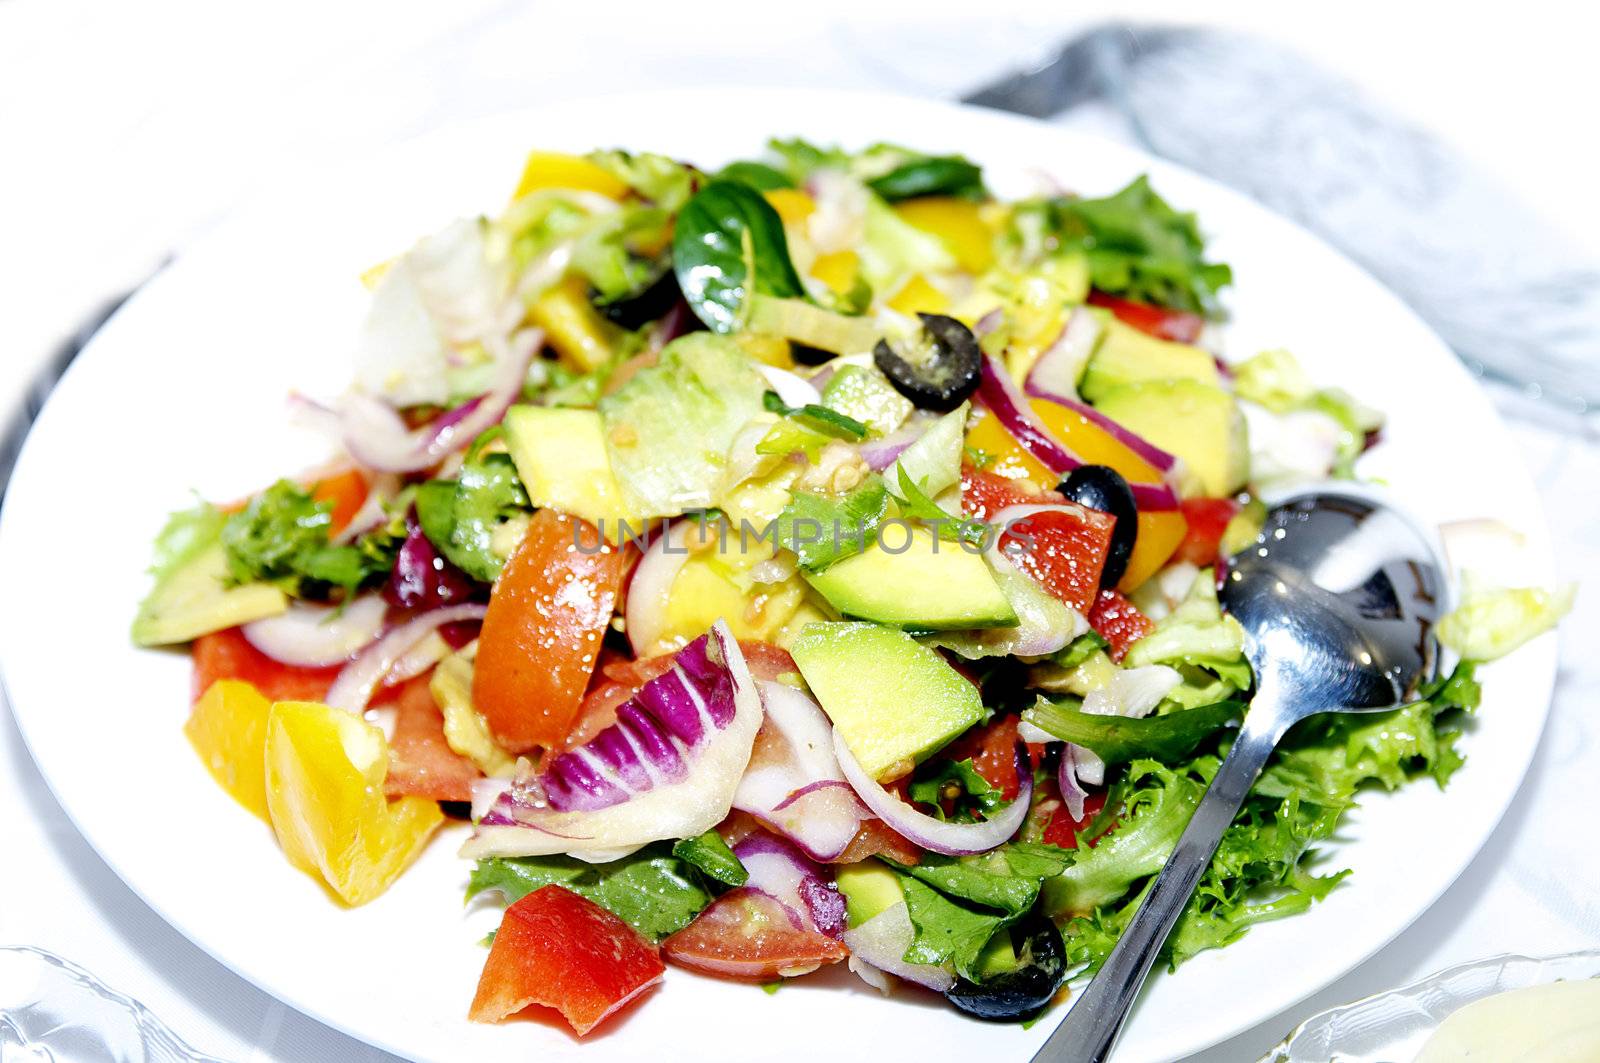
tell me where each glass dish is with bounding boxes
[1261,948,1600,1062]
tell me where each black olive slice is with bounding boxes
[1059,465,1139,589]
[945,913,1068,1023]
[873,312,982,413]
[592,261,682,330]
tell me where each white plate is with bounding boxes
[0,89,1559,1063]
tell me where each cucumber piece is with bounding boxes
[1079,318,1219,403]
[803,527,1014,630]
[821,364,913,435]
[1093,379,1249,497]
[791,621,986,780]
[503,405,639,539]
[131,542,288,646]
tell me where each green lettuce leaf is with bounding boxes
[907,757,1005,822]
[899,876,1009,980]
[1016,176,1232,316]
[147,500,226,581]
[599,333,768,517]
[1023,697,1243,766]
[220,479,396,598]
[467,846,712,940]
[1436,578,1575,661]
[585,149,696,212]
[891,843,1073,917]
[1124,569,1250,686]
[415,452,531,583]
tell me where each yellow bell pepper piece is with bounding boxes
[810,250,860,296]
[887,274,951,316]
[185,679,273,822]
[511,151,628,202]
[764,189,816,227]
[527,275,615,372]
[264,701,443,906]
[964,402,1188,591]
[735,333,794,368]
[893,198,995,273]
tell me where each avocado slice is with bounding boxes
[1079,318,1219,403]
[132,542,288,646]
[821,364,913,435]
[503,405,639,539]
[1092,379,1249,497]
[803,527,1015,630]
[836,860,907,927]
[791,621,985,780]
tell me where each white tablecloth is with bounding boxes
[2,3,1596,1060]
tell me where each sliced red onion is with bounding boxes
[972,307,1003,339]
[1024,307,1102,402]
[757,364,822,409]
[1057,744,1089,822]
[842,902,955,992]
[327,472,398,544]
[979,354,1180,511]
[1028,391,1179,477]
[341,328,540,474]
[858,420,928,471]
[733,682,865,860]
[380,631,453,687]
[834,732,1032,857]
[325,603,487,712]
[241,596,388,667]
[733,831,847,937]
[624,519,694,656]
[385,512,476,608]
[461,622,764,861]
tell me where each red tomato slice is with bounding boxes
[737,640,799,683]
[999,504,1114,616]
[1087,290,1205,344]
[661,888,848,980]
[191,627,342,704]
[384,672,480,802]
[959,465,1063,521]
[1043,791,1109,850]
[832,819,922,866]
[309,469,369,537]
[473,511,628,753]
[938,716,1028,801]
[1087,590,1154,663]
[470,885,664,1036]
[1174,497,1241,567]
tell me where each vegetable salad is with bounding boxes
[134,138,1571,1037]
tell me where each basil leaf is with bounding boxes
[672,831,748,887]
[672,179,805,333]
[717,160,795,191]
[867,156,985,202]
[907,757,1004,822]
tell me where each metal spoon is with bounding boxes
[1033,486,1449,1063]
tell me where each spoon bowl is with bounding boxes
[1035,486,1450,1063]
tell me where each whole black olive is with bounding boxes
[945,913,1068,1023]
[592,261,682,330]
[1059,465,1138,589]
[873,312,982,413]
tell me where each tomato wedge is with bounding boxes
[1043,791,1109,849]
[384,673,480,802]
[309,468,369,537]
[473,511,627,752]
[1087,590,1154,662]
[1086,290,1205,344]
[999,504,1114,616]
[661,888,848,980]
[1174,497,1241,567]
[470,885,664,1036]
[937,716,1032,801]
[192,627,342,704]
[832,819,922,866]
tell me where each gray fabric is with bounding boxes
[967,24,1600,411]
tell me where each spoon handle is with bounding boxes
[1032,714,1288,1063]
